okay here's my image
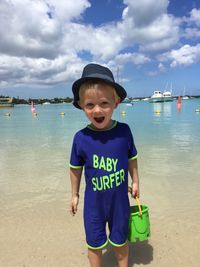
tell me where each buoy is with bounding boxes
[177,96,182,111]
[121,111,126,115]
[31,101,36,113]
[60,112,65,116]
[195,109,200,113]
[177,96,181,104]
[154,110,161,114]
[177,103,181,111]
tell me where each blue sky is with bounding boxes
[0,0,200,99]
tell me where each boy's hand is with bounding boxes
[70,195,79,216]
[132,182,139,198]
[128,183,139,199]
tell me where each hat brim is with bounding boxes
[72,77,127,109]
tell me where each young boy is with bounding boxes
[69,63,139,267]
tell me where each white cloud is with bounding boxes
[159,44,200,67]
[184,27,200,39]
[0,0,180,60]
[0,0,198,91]
[182,8,200,40]
[138,14,180,51]
[61,23,124,60]
[188,8,200,27]
[0,53,85,87]
[46,0,91,21]
[123,0,169,27]
[158,63,166,72]
[107,52,150,78]
[0,0,90,87]
[146,62,166,76]
[118,0,181,52]
[113,53,150,65]
[0,0,59,58]
[75,0,180,59]
[0,0,90,59]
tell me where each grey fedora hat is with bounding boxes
[72,63,127,109]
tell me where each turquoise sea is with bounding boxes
[1,99,200,267]
[1,99,200,209]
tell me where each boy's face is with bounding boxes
[79,84,118,130]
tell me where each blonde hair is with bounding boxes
[79,80,120,103]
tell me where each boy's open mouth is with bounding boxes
[94,117,105,123]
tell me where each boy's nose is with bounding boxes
[93,104,101,113]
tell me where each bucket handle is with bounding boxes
[128,186,142,217]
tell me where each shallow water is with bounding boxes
[1,99,200,267]
[0,99,200,211]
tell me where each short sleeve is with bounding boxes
[69,133,85,168]
[127,125,138,160]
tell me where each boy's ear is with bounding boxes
[115,99,120,109]
[78,101,83,109]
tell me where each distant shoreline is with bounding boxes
[0,95,200,105]
[0,96,73,105]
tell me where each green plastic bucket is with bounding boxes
[128,204,150,242]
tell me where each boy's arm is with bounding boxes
[70,167,83,216]
[128,159,139,198]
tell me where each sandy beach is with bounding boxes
[1,171,200,267]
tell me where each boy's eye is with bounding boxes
[85,103,94,109]
[101,101,109,107]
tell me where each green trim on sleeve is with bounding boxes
[87,240,108,250]
[108,238,128,247]
[129,154,138,160]
[69,164,83,169]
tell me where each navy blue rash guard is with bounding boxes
[70,120,138,249]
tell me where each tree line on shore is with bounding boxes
[1,94,200,105]
[0,95,73,105]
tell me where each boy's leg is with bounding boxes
[113,243,129,267]
[88,248,102,267]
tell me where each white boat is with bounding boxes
[182,96,189,100]
[126,103,134,106]
[149,91,163,103]
[163,91,174,101]
[182,87,190,100]
[149,90,173,103]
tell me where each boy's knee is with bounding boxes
[114,244,129,261]
[88,248,102,258]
